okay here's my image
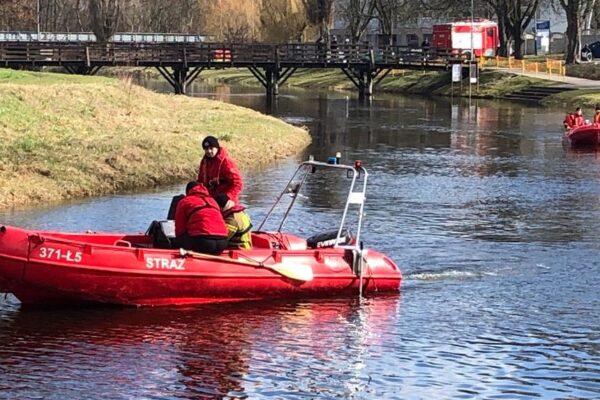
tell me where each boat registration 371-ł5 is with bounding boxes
[37,246,83,263]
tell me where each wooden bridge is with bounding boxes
[0,41,470,97]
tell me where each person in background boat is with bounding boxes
[174,181,229,254]
[197,135,243,210]
[563,111,574,130]
[563,107,585,130]
[594,105,600,124]
[214,194,253,250]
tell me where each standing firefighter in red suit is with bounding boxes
[197,136,243,210]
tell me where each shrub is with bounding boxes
[566,64,600,80]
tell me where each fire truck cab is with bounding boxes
[432,19,499,58]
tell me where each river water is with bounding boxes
[1,82,599,399]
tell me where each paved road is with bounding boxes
[492,68,600,88]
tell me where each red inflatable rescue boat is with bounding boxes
[0,159,402,306]
[564,124,600,147]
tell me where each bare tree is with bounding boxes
[483,0,539,58]
[0,0,36,30]
[223,15,251,43]
[338,0,376,42]
[591,0,600,27]
[421,0,494,19]
[508,0,540,59]
[556,0,597,63]
[302,0,335,40]
[373,0,414,38]
[89,0,121,41]
[261,0,307,42]
[0,0,303,43]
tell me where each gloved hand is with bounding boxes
[223,199,235,211]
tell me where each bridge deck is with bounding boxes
[0,42,463,70]
[0,42,474,96]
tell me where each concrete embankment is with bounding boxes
[0,70,310,209]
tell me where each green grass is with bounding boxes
[542,88,600,107]
[0,69,115,85]
[523,54,564,61]
[196,68,555,98]
[565,63,600,80]
[437,70,552,97]
[0,69,310,209]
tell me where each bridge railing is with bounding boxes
[0,41,465,67]
[0,31,213,43]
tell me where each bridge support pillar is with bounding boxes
[248,66,296,100]
[63,65,102,75]
[341,67,390,99]
[174,67,187,94]
[265,67,279,97]
[358,70,373,99]
[156,66,204,95]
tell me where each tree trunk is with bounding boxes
[497,15,509,57]
[513,28,524,59]
[565,5,581,64]
[560,0,598,65]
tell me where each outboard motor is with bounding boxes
[146,220,176,249]
[145,194,183,249]
[167,194,184,220]
[306,229,354,249]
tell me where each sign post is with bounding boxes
[452,64,462,82]
[535,20,551,54]
[451,63,462,94]
[470,61,477,84]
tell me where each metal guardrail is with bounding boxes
[479,56,566,76]
[0,32,212,43]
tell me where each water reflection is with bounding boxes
[1,81,600,399]
[0,297,401,399]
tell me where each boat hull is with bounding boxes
[564,124,600,147]
[0,225,401,306]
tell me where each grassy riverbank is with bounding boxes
[102,63,600,106]
[196,68,551,98]
[542,88,600,107]
[0,69,310,209]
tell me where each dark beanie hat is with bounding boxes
[185,181,199,194]
[214,193,229,209]
[202,136,220,149]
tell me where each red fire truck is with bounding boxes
[432,19,499,57]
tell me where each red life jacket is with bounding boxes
[174,184,228,237]
[197,146,243,204]
[564,113,576,128]
[573,114,585,126]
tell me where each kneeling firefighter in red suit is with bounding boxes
[563,107,585,130]
[174,181,229,254]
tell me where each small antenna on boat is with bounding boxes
[358,241,364,297]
